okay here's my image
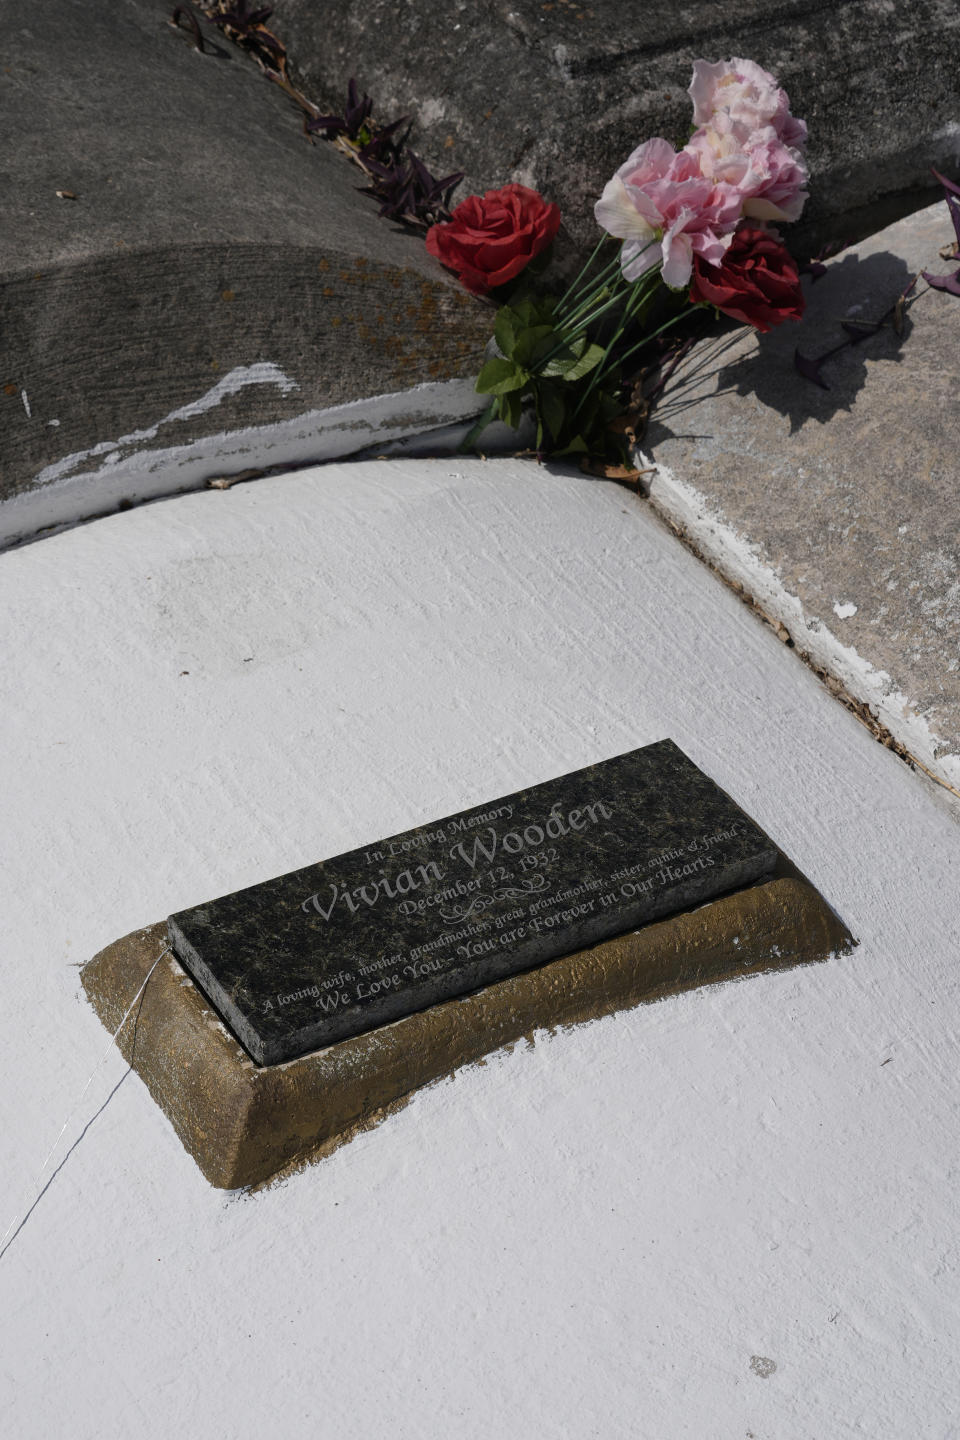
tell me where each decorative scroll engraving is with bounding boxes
[439,874,548,923]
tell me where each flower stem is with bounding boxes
[557,241,657,333]
[614,305,704,376]
[561,283,636,341]
[508,245,660,407]
[557,254,629,325]
[559,280,622,332]
[554,235,611,318]
[457,399,497,454]
[569,271,660,422]
[557,255,625,319]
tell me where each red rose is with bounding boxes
[425,183,561,296]
[689,226,805,332]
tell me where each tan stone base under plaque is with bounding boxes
[81,865,853,1189]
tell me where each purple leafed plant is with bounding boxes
[205,1,287,73]
[305,78,462,226]
[306,78,375,142]
[360,151,464,228]
[921,168,960,296]
[357,116,413,171]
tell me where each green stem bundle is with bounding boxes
[468,229,696,461]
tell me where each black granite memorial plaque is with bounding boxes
[168,741,777,1065]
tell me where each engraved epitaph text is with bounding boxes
[168,741,777,1064]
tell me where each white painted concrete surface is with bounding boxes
[1,459,958,1439]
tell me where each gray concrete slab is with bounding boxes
[0,0,490,514]
[642,201,960,791]
[271,0,960,251]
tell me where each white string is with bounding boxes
[0,943,171,1258]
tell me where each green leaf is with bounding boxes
[556,434,590,455]
[513,324,557,370]
[476,357,528,396]
[500,387,525,431]
[542,337,586,378]
[537,382,566,443]
[510,293,556,326]
[562,342,606,383]
[493,307,520,359]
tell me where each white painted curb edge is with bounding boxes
[641,451,960,794]
[2,374,486,551]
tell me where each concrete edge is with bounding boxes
[81,872,854,1190]
[640,451,960,797]
[1,376,488,553]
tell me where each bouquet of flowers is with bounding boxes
[181,15,958,451]
[426,57,810,463]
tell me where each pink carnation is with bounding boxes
[738,132,809,222]
[685,117,809,224]
[594,137,742,289]
[683,114,752,188]
[689,57,807,150]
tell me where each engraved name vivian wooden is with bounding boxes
[168,741,777,1064]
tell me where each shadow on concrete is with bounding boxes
[647,249,919,444]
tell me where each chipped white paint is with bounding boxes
[34,363,300,488]
[642,451,960,792]
[1,459,959,1437]
[20,389,31,418]
[2,376,486,551]
[833,601,858,620]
